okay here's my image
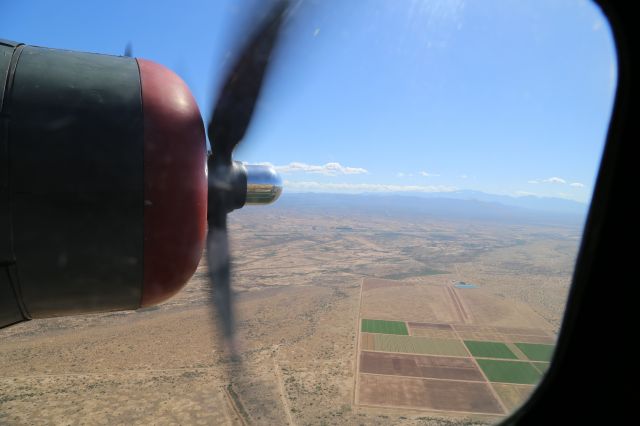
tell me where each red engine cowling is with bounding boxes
[138,59,207,307]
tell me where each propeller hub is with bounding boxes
[245,164,283,205]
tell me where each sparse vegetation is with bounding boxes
[0,197,575,424]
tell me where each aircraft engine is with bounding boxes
[0,36,283,329]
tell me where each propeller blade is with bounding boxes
[207,0,289,165]
[207,225,234,343]
[206,0,289,353]
[124,42,133,57]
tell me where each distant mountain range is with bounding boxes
[403,190,588,215]
[276,191,588,227]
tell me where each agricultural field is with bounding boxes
[491,384,535,411]
[463,341,518,359]
[475,359,543,385]
[360,351,486,381]
[532,362,551,374]
[355,277,559,420]
[361,333,469,357]
[358,374,505,415]
[408,322,459,339]
[515,343,554,362]
[361,319,408,335]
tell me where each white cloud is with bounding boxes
[542,177,567,184]
[261,162,368,176]
[459,174,468,179]
[397,171,438,178]
[593,20,603,31]
[529,177,568,185]
[515,191,538,197]
[527,176,567,185]
[284,180,457,194]
[570,182,585,188]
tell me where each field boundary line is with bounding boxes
[530,362,549,375]
[223,384,251,426]
[450,323,508,414]
[505,342,529,360]
[491,382,537,389]
[352,277,365,406]
[452,286,474,323]
[359,348,471,359]
[360,348,543,363]
[447,286,468,324]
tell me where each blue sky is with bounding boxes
[2,0,616,203]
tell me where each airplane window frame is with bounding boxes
[503,0,631,423]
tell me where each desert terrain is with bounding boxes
[0,194,581,425]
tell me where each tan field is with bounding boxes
[360,333,470,357]
[491,384,535,412]
[409,325,459,339]
[0,196,579,425]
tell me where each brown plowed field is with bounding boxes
[358,374,504,415]
[361,332,376,350]
[360,351,485,381]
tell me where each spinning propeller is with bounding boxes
[205,1,287,354]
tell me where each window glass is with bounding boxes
[0,0,616,423]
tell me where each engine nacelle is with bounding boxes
[0,39,207,327]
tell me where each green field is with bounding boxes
[371,335,469,356]
[464,341,518,359]
[476,359,542,384]
[515,343,554,362]
[361,319,408,335]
